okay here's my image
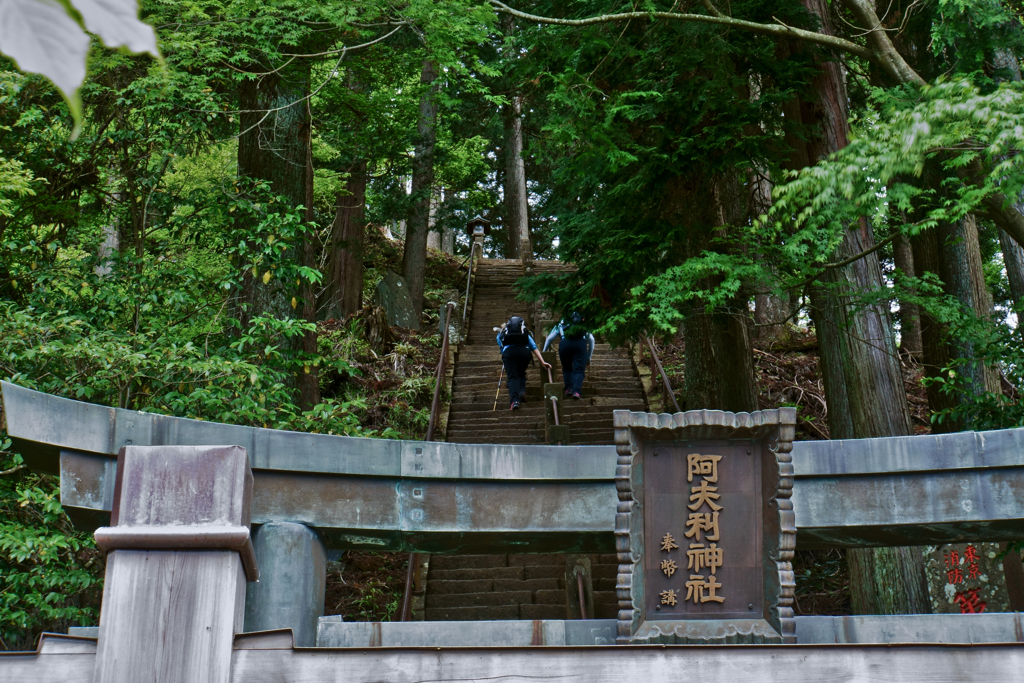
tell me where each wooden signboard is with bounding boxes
[613,409,797,644]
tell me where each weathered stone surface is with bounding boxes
[520,604,567,620]
[493,578,560,592]
[429,567,524,581]
[423,605,519,621]
[431,555,507,570]
[534,589,567,605]
[508,554,563,567]
[428,579,493,594]
[925,542,1011,614]
[374,270,418,330]
[426,591,533,609]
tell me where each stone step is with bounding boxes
[450,381,636,393]
[446,413,618,428]
[520,604,569,620]
[455,352,631,361]
[445,436,547,445]
[426,591,533,609]
[446,412,617,427]
[450,380,643,392]
[453,362,633,373]
[445,433,547,444]
[447,401,644,415]
[534,589,568,605]
[430,555,509,570]
[452,380,641,393]
[454,355,631,365]
[494,578,562,591]
[430,567,525,581]
[423,605,519,621]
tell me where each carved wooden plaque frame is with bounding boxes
[613,408,797,644]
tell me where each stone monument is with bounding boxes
[613,408,797,644]
[374,270,418,330]
[925,542,1012,614]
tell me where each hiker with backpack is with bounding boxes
[496,316,551,410]
[543,312,595,400]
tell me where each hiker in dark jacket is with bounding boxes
[543,313,595,399]
[496,316,551,410]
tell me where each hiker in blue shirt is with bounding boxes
[543,313,595,400]
[496,316,551,410]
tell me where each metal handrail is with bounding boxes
[545,366,560,427]
[461,243,477,328]
[545,365,563,446]
[576,570,589,620]
[426,301,455,443]
[398,552,419,622]
[645,335,682,413]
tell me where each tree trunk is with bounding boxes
[501,15,531,260]
[753,292,793,347]
[682,300,758,412]
[994,52,1024,308]
[1002,225,1024,308]
[847,546,932,615]
[236,65,319,409]
[401,60,439,329]
[322,161,367,321]
[939,215,1000,398]
[426,189,441,250]
[504,93,530,259]
[441,219,455,254]
[911,228,957,423]
[791,0,928,615]
[915,216,1001,433]
[299,106,319,410]
[892,234,923,358]
[95,219,120,277]
[680,174,759,413]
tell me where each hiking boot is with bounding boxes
[511,400,521,410]
[564,388,572,397]
[572,392,582,400]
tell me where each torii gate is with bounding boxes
[1,381,1023,682]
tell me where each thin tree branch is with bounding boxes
[280,24,408,58]
[488,0,878,64]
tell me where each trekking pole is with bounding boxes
[492,366,504,411]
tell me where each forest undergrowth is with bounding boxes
[0,229,463,650]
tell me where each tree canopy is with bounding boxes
[4,0,1024,642]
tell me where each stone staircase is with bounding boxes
[445,259,646,445]
[419,258,648,622]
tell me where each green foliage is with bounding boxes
[922,302,1024,430]
[0,443,102,651]
[769,80,1024,247]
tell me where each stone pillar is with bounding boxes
[244,521,327,647]
[92,445,258,683]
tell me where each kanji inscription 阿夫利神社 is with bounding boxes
[660,454,727,605]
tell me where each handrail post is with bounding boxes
[462,238,481,329]
[426,301,455,442]
[543,366,569,445]
[398,552,419,622]
[645,335,682,413]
